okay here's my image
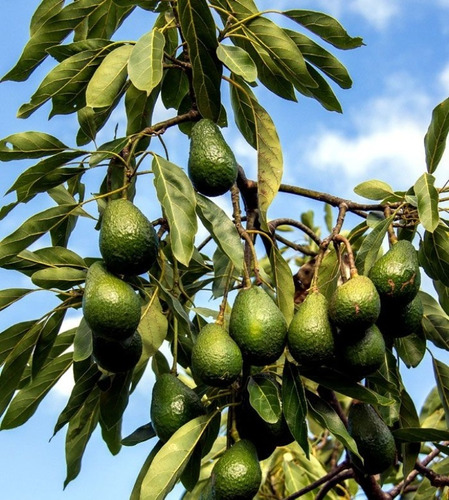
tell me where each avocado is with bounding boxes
[211,439,262,500]
[337,324,386,381]
[92,330,142,373]
[328,275,380,333]
[150,373,205,443]
[82,261,141,341]
[348,402,396,475]
[377,293,423,339]
[188,119,238,197]
[369,240,421,306]
[191,323,243,387]
[287,291,336,367]
[229,286,287,366]
[99,198,159,276]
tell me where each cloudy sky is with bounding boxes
[0,1,448,499]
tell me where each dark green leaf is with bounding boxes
[315,247,339,302]
[424,97,449,174]
[30,0,64,36]
[31,267,86,290]
[0,204,80,267]
[282,10,364,49]
[23,246,87,269]
[152,155,197,266]
[195,194,244,274]
[282,361,309,457]
[161,67,189,110]
[354,179,395,201]
[86,45,132,108]
[399,390,421,479]
[128,29,165,94]
[393,427,449,443]
[0,132,67,161]
[247,375,282,424]
[178,0,222,121]
[89,137,129,166]
[125,83,160,139]
[269,245,295,325]
[395,331,426,368]
[421,290,449,350]
[1,352,73,430]
[73,318,93,362]
[0,321,37,366]
[434,280,449,315]
[101,419,122,455]
[433,357,449,427]
[84,1,132,39]
[211,247,236,299]
[100,371,131,431]
[122,422,156,446]
[0,288,34,312]
[47,39,115,62]
[296,63,342,112]
[419,226,449,287]
[414,173,440,232]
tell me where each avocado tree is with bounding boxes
[0,1,449,499]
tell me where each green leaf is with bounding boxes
[0,204,80,267]
[393,427,449,443]
[0,289,35,312]
[122,422,156,446]
[161,67,189,110]
[178,0,222,121]
[421,290,449,350]
[282,10,364,50]
[152,155,197,266]
[306,390,361,460]
[419,226,449,287]
[282,361,309,457]
[89,136,129,166]
[195,194,244,274]
[433,357,449,427]
[424,97,449,174]
[269,245,295,325]
[0,320,37,366]
[130,441,164,500]
[1,352,73,430]
[23,246,87,269]
[100,371,131,430]
[297,62,342,113]
[414,173,440,232]
[140,413,216,500]
[86,44,132,108]
[84,1,132,39]
[355,215,394,275]
[216,44,257,82]
[211,247,236,299]
[315,247,340,302]
[395,331,426,368]
[2,0,103,82]
[247,375,282,424]
[137,296,168,361]
[125,83,160,138]
[434,280,449,315]
[64,387,100,488]
[31,267,86,290]
[0,132,67,161]
[30,0,64,36]
[354,179,395,201]
[53,363,101,436]
[73,318,93,362]
[128,29,165,94]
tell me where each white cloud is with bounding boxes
[439,63,449,94]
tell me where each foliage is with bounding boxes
[0,1,449,499]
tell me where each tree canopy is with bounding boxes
[0,1,449,499]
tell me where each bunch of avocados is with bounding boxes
[82,198,159,373]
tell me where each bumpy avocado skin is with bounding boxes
[348,403,396,475]
[99,199,159,276]
[287,291,336,367]
[377,293,423,339]
[188,119,238,197]
[229,286,287,366]
[369,240,421,306]
[82,261,141,341]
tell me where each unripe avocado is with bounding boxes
[99,198,159,276]
[92,331,142,373]
[337,324,385,380]
[211,439,262,500]
[191,323,243,387]
[82,261,141,341]
[229,286,287,366]
[377,293,423,339]
[369,240,421,306]
[348,403,396,475]
[188,119,238,197]
[328,275,380,334]
[287,291,336,367]
[150,373,205,443]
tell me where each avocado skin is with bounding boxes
[92,331,142,373]
[287,291,336,367]
[188,119,238,197]
[99,199,159,276]
[377,294,423,339]
[150,373,205,443]
[82,261,141,341]
[348,403,396,475]
[369,240,421,306]
[229,286,287,366]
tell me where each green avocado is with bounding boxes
[229,286,287,366]
[348,403,396,475]
[99,198,159,276]
[82,261,141,341]
[377,293,423,339]
[369,240,421,306]
[328,275,380,333]
[211,439,262,500]
[287,291,336,367]
[191,323,243,387]
[92,330,142,373]
[188,119,238,197]
[150,373,205,443]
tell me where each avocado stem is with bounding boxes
[333,234,358,278]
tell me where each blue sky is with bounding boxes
[0,1,449,499]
